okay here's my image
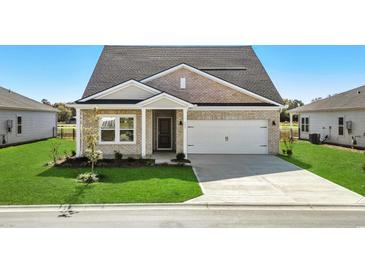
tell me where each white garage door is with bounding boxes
[187,120,268,154]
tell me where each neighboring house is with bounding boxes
[70,46,284,158]
[0,86,58,147]
[289,85,365,148]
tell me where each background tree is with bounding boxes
[280,98,304,122]
[53,103,73,123]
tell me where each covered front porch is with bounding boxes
[140,93,194,158]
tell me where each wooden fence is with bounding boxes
[57,127,76,140]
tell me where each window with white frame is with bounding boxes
[301,116,309,132]
[338,117,344,136]
[17,116,22,134]
[120,117,135,142]
[100,117,116,142]
[99,115,135,144]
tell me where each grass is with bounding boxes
[279,140,365,196]
[280,122,298,130]
[0,139,202,205]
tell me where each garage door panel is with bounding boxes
[188,120,268,154]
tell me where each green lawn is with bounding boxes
[279,140,365,196]
[0,139,202,205]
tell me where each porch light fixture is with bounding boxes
[272,121,276,126]
[179,120,183,126]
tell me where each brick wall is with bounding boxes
[146,68,264,104]
[81,109,144,157]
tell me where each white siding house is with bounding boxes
[0,87,58,147]
[289,85,365,148]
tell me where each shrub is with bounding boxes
[127,156,135,162]
[114,151,123,160]
[49,142,60,163]
[77,172,99,183]
[176,153,186,161]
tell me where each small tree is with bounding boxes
[49,141,60,164]
[84,108,103,174]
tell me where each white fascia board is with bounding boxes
[137,92,195,108]
[141,63,283,107]
[68,104,141,109]
[191,106,282,111]
[78,80,161,102]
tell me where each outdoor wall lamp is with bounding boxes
[272,121,276,126]
[179,120,183,126]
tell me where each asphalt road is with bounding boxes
[1,206,365,227]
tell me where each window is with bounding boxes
[338,117,344,136]
[120,117,134,142]
[17,116,22,134]
[301,117,309,132]
[99,115,135,144]
[180,77,186,89]
[100,117,116,142]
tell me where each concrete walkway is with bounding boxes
[187,155,364,204]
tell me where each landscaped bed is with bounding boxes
[279,140,365,196]
[0,139,202,205]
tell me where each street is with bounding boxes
[1,205,365,227]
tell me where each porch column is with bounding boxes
[141,108,146,158]
[289,113,294,139]
[76,108,81,157]
[183,108,188,156]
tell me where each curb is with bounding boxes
[1,202,365,212]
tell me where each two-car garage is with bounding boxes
[187,120,269,154]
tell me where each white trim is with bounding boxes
[191,106,282,111]
[76,109,81,157]
[141,64,283,106]
[98,114,137,145]
[180,77,186,89]
[157,117,173,150]
[183,108,188,156]
[78,80,161,102]
[141,108,146,157]
[137,92,195,108]
[68,104,140,109]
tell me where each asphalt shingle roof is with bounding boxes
[82,46,283,104]
[289,85,365,113]
[0,86,58,112]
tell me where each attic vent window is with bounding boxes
[180,77,186,89]
[357,90,361,94]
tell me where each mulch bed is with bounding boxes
[56,157,155,167]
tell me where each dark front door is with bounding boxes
[158,118,172,149]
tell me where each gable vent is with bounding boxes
[180,77,186,89]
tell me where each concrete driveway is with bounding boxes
[187,155,364,204]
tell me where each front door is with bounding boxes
[157,117,172,150]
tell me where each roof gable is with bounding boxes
[78,80,161,102]
[82,46,283,104]
[143,64,280,105]
[137,93,194,108]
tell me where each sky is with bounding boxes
[0,45,364,104]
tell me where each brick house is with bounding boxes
[70,46,284,158]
